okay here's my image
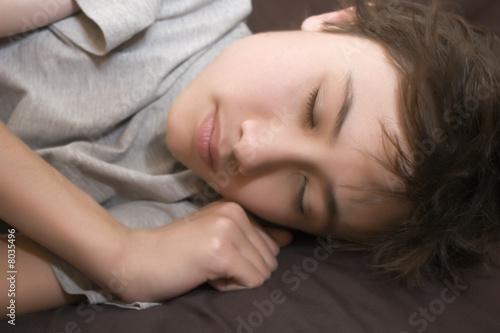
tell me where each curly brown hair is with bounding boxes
[323,0,500,286]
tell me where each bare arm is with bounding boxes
[0,234,85,317]
[0,0,80,37]
[0,121,128,291]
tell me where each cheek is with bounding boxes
[214,57,309,120]
[220,175,294,225]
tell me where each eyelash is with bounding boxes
[295,176,308,215]
[305,88,319,128]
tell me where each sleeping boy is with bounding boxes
[0,0,498,317]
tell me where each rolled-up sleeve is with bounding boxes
[51,0,163,55]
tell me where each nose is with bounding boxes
[233,119,303,176]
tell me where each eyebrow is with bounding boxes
[324,71,353,231]
[332,72,354,138]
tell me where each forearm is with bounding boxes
[0,0,80,37]
[0,121,129,289]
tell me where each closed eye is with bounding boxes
[294,175,308,215]
[305,88,319,128]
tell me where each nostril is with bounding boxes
[233,140,259,176]
[235,119,264,176]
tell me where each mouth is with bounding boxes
[196,109,221,171]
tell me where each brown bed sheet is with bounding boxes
[4,236,500,332]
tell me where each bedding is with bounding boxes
[1,0,500,332]
[3,235,500,332]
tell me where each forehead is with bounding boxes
[323,35,405,236]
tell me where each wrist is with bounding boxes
[98,227,139,302]
[77,223,132,294]
[111,228,157,303]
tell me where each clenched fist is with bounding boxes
[115,200,292,304]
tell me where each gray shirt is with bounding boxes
[0,0,251,307]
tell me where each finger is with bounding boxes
[263,227,293,248]
[219,204,280,270]
[246,215,280,256]
[242,216,281,268]
[233,224,278,278]
[207,252,270,292]
[254,227,280,255]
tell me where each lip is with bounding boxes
[210,110,221,172]
[195,109,221,171]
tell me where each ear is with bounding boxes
[301,7,356,32]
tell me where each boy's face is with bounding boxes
[167,31,408,238]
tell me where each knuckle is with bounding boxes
[203,235,233,267]
[206,235,232,254]
[213,216,240,234]
[218,202,247,220]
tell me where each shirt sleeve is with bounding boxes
[50,0,163,55]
